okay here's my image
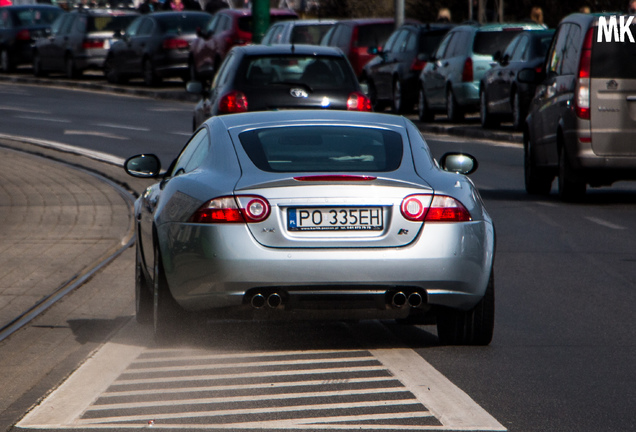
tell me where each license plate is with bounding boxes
[287,207,383,231]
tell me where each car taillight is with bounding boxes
[189,195,270,223]
[461,57,473,82]
[218,90,248,114]
[347,92,372,111]
[400,194,434,221]
[410,57,426,72]
[575,27,594,120]
[82,39,104,49]
[16,29,31,41]
[425,195,472,222]
[162,38,189,50]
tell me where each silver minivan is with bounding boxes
[524,12,636,200]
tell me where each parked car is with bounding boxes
[261,19,336,46]
[479,29,554,130]
[186,44,371,130]
[417,22,545,122]
[0,4,64,72]
[524,13,636,200]
[103,11,212,86]
[124,109,495,345]
[362,22,454,113]
[320,18,397,79]
[32,8,138,78]
[189,8,297,82]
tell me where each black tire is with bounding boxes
[417,86,434,122]
[65,55,80,79]
[153,242,186,341]
[32,52,47,77]
[104,55,125,84]
[368,79,387,112]
[0,48,14,73]
[446,87,464,122]
[135,245,153,324]
[524,134,553,195]
[143,57,161,87]
[188,56,198,82]
[558,145,586,202]
[391,78,403,113]
[437,269,495,346]
[511,90,525,131]
[480,88,499,128]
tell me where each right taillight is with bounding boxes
[575,27,594,120]
[461,57,473,82]
[425,195,472,222]
[347,92,372,111]
[189,195,270,224]
[218,90,248,114]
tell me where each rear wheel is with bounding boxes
[511,90,525,131]
[0,48,14,73]
[446,87,464,122]
[437,269,494,346]
[32,52,47,77]
[104,55,125,84]
[135,245,153,324]
[417,86,433,122]
[480,88,499,128]
[524,135,553,195]
[153,242,186,341]
[143,57,161,87]
[368,79,387,112]
[558,145,586,202]
[65,55,80,79]
[391,78,403,113]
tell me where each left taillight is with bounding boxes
[347,92,372,111]
[461,57,473,82]
[82,39,105,49]
[189,195,270,224]
[16,29,31,41]
[218,90,248,114]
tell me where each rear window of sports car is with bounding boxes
[239,126,403,172]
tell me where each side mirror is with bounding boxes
[124,154,161,178]
[186,80,209,98]
[439,152,478,175]
[367,46,379,55]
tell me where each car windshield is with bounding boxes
[591,25,636,78]
[290,24,333,45]
[238,55,357,89]
[473,30,523,56]
[239,126,403,173]
[157,14,210,34]
[355,23,394,48]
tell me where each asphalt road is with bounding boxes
[0,79,635,431]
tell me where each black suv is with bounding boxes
[524,13,636,200]
[362,23,453,113]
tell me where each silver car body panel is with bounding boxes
[138,110,494,319]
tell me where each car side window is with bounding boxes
[444,31,464,58]
[392,30,409,53]
[216,15,230,34]
[404,31,417,52]
[511,35,529,61]
[206,14,218,33]
[561,25,581,75]
[59,15,75,35]
[171,128,210,177]
[125,16,143,37]
[49,14,66,35]
[382,30,400,53]
[434,32,453,59]
[547,24,571,75]
[502,36,519,60]
[137,18,153,37]
[212,52,233,88]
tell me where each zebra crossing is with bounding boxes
[18,320,505,431]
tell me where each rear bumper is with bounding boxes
[157,220,495,317]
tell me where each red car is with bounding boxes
[320,18,397,79]
[189,8,297,81]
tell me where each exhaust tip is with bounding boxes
[392,292,407,308]
[267,293,282,308]
[408,292,423,308]
[251,293,266,309]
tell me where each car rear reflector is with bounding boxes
[189,195,270,223]
[294,175,377,182]
[425,195,472,222]
[219,90,248,114]
[347,92,373,111]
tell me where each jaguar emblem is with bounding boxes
[290,88,308,98]
[607,80,618,90]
